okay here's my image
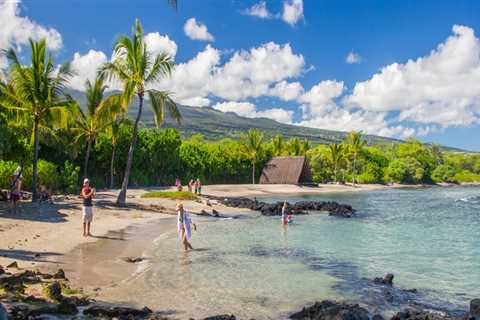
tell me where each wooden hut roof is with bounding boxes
[259,156,312,184]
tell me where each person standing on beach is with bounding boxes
[10,166,22,214]
[194,178,202,195]
[281,201,288,225]
[176,203,197,251]
[81,178,96,237]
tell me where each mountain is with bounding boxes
[68,89,468,150]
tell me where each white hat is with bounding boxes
[13,166,22,178]
[83,178,90,185]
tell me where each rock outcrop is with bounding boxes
[290,300,370,320]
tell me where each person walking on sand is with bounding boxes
[10,166,22,214]
[81,178,96,237]
[176,203,197,251]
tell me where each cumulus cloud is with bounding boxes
[282,0,304,26]
[242,1,273,19]
[269,80,304,101]
[212,101,293,123]
[346,25,480,128]
[0,0,62,68]
[144,32,177,59]
[184,18,215,42]
[296,80,415,138]
[345,51,361,64]
[69,50,109,91]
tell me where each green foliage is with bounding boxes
[385,158,424,184]
[142,191,198,200]
[453,170,480,183]
[0,160,19,189]
[60,161,80,194]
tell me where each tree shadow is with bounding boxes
[0,249,63,263]
[0,202,77,223]
[90,234,126,241]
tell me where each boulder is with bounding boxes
[471,299,480,319]
[56,299,78,315]
[6,261,18,269]
[53,268,66,279]
[391,309,455,320]
[374,273,394,286]
[290,300,369,320]
[83,305,153,318]
[43,281,62,302]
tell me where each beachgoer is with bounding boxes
[10,166,22,214]
[175,177,182,192]
[81,178,96,237]
[187,179,193,193]
[195,178,202,195]
[176,203,197,251]
[281,201,288,225]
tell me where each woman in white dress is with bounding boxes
[176,203,197,251]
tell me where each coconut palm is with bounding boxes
[106,114,127,189]
[271,134,284,156]
[287,137,302,156]
[300,139,311,156]
[0,39,73,201]
[242,129,264,184]
[328,143,344,183]
[345,131,365,185]
[99,19,181,206]
[74,75,120,178]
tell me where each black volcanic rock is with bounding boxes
[290,300,370,320]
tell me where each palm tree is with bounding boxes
[242,129,264,184]
[100,19,181,206]
[345,131,365,186]
[300,139,311,156]
[0,39,73,201]
[287,138,302,156]
[74,75,117,178]
[272,134,284,156]
[328,143,344,183]
[106,114,127,189]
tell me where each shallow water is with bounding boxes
[116,186,480,319]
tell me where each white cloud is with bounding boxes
[242,1,273,19]
[345,51,361,64]
[269,80,304,101]
[346,25,480,128]
[211,42,305,100]
[144,32,177,59]
[184,18,215,42]
[69,50,108,91]
[0,0,62,68]
[282,0,304,26]
[212,101,293,123]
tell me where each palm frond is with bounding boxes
[147,89,181,127]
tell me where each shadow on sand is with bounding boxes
[0,248,63,264]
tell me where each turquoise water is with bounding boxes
[128,186,480,319]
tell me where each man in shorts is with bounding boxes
[10,166,22,214]
[81,178,95,236]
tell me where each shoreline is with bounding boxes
[1,183,478,319]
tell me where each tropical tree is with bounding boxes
[106,115,126,189]
[0,39,73,201]
[99,19,181,206]
[242,129,264,184]
[328,143,344,183]
[271,134,284,156]
[345,131,366,185]
[287,137,302,156]
[74,75,118,178]
[300,139,311,156]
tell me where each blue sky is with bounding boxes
[3,0,480,150]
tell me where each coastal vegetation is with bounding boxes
[142,191,198,200]
[1,30,479,200]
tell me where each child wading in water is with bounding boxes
[176,203,197,251]
[81,178,96,236]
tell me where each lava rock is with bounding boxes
[43,281,62,302]
[391,309,456,320]
[83,305,153,318]
[56,299,78,314]
[374,273,394,286]
[471,299,480,319]
[122,257,145,263]
[53,268,66,279]
[203,315,237,320]
[290,300,369,320]
[6,261,18,269]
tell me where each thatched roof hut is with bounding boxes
[259,156,313,184]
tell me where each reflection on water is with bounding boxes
[110,186,480,319]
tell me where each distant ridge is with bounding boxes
[68,89,468,151]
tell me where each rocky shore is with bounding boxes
[1,263,477,320]
[205,196,356,218]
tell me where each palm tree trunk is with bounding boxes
[334,163,337,183]
[110,143,116,189]
[252,160,255,184]
[352,154,356,186]
[117,93,143,206]
[32,117,39,202]
[83,139,92,179]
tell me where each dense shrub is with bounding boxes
[0,160,19,189]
